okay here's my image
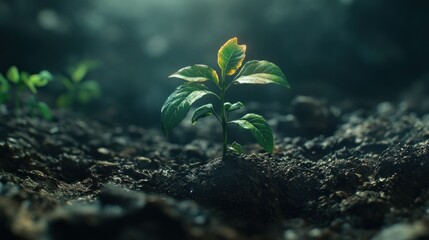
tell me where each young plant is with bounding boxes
[57,60,101,109]
[161,37,289,159]
[0,73,10,104]
[0,66,53,120]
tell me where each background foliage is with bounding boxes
[0,0,428,124]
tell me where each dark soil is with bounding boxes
[1,98,429,240]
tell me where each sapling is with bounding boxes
[161,37,289,159]
[0,66,53,120]
[57,60,101,109]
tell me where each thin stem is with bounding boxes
[212,110,222,123]
[220,71,227,160]
[225,81,233,92]
[209,92,221,100]
[221,97,227,159]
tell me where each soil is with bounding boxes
[1,97,429,240]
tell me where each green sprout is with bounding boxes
[161,37,289,159]
[0,66,53,120]
[57,60,102,109]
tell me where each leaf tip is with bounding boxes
[227,37,238,44]
[161,123,169,136]
[266,144,274,153]
[168,72,177,78]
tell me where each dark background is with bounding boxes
[1,0,428,125]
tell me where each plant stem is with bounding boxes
[220,72,227,160]
[220,93,227,159]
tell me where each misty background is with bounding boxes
[1,0,428,125]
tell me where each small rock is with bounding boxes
[284,230,299,240]
[372,221,429,240]
[377,102,395,115]
[97,148,111,155]
[49,127,59,134]
[292,96,339,135]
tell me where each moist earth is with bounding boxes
[1,98,429,240]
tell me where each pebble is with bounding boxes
[97,147,110,155]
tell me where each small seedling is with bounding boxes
[57,60,101,109]
[0,66,53,120]
[161,37,289,159]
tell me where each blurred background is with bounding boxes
[0,0,428,125]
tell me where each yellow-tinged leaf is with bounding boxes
[217,37,246,76]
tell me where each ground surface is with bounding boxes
[1,98,429,240]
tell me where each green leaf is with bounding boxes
[224,102,231,111]
[169,64,219,85]
[229,142,243,154]
[0,74,10,93]
[70,60,100,83]
[28,72,52,88]
[217,37,246,76]
[0,74,10,103]
[37,102,53,121]
[20,72,30,82]
[25,75,40,94]
[191,104,214,124]
[59,75,74,91]
[7,66,20,83]
[224,101,243,112]
[38,70,53,84]
[78,80,101,104]
[234,60,289,88]
[161,83,214,135]
[71,65,88,83]
[230,113,274,153]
